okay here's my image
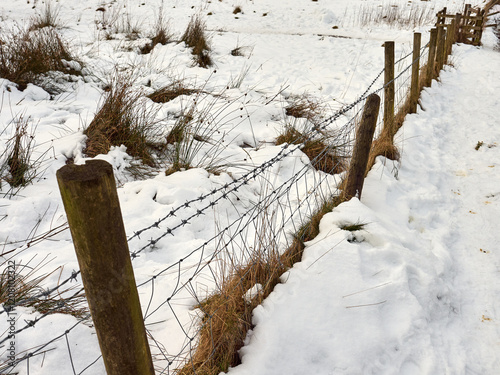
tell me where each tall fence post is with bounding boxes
[436,26,447,74]
[454,13,462,43]
[383,41,395,140]
[445,18,456,64]
[409,32,421,114]
[56,160,155,375]
[344,94,380,201]
[426,28,438,86]
[473,9,485,46]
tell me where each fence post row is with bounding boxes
[56,160,154,375]
[344,94,380,201]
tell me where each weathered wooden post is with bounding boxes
[473,9,485,46]
[437,7,447,25]
[383,41,395,140]
[464,4,472,19]
[454,13,462,43]
[409,32,421,114]
[344,94,380,201]
[436,26,447,74]
[445,18,457,63]
[426,28,438,86]
[56,160,154,375]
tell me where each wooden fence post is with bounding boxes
[383,41,395,140]
[473,9,485,46]
[436,26,447,74]
[437,7,447,25]
[445,18,456,63]
[409,32,421,114]
[56,160,154,375]
[344,94,380,201]
[426,28,438,86]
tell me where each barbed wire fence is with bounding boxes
[0,32,439,375]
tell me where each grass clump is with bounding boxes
[29,1,62,30]
[340,222,367,232]
[276,94,347,174]
[140,7,172,54]
[84,76,163,167]
[0,114,49,196]
[181,15,213,68]
[285,94,324,123]
[148,80,200,104]
[0,259,88,320]
[275,125,346,174]
[164,99,228,176]
[0,25,80,91]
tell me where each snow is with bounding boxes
[1,0,499,374]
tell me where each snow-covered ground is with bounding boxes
[0,0,498,374]
[230,40,500,375]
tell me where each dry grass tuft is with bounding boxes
[233,6,242,15]
[0,259,88,319]
[84,76,163,167]
[164,105,226,176]
[148,80,200,104]
[181,15,213,68]
[277,94,347,174]
[29,1,62,30]
[275,125,346,174]
[367,137,400,168]
[0,25,79,91]
[1,114,50,196]
[140,8,172,54]
[285,94,324,123]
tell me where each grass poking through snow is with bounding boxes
[84,74,164,167]
[181,15,213,68]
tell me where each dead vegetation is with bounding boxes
[345,2,436,28]
[140,6,172,54]
[84,75,164,167]
[0,114,51,196]
[285,94,324,123]
[179,193,344,375]
[181,15,213,68]
[0,25,80,91]
[276,125,346,174]
[0,258,88,320]
[148,80,201,104]
[29,1,62,30]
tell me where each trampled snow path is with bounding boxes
[227,44,500,374]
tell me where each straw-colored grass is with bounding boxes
[0,25,79,91]
[0,259,87,319]
[275,125,346,175]
[181,15,213,68]
[84,76,162,167]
